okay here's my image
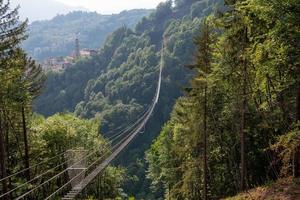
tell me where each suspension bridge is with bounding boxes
[0,44,164,199]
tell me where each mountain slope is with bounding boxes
[224,178,300,200]
[34,0,223,198]
[23,10,152,60]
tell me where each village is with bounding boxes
[42,38,98,71]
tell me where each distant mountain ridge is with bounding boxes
[22,9,152,60]
[11,0,87,22]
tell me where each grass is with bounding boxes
[223,177,300,200]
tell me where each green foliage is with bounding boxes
[24,113,126,199]
[23,10,152,61]
[0,1,27,59]
[272,123,300,176]
[146,97,201,199]
[35,26,135,117]
[82,166,127,199]
[0,1,45,197]
[33,0,224,198]
[29,113,104,153]
[147,0,300,199]
[0,1,126,199]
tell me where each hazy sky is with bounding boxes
[11,0,166,22]
[56,0,166,14]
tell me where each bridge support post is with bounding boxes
[65,148,88,188]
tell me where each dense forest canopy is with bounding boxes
[1,0,300,199]
[35,0,223,133]
[34,1,224,197]
[147,0,300,199]
[0,1,132,199]
[34,2,219,127]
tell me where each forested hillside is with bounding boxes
[1,0,300,199]
[23,10,152,60]
[0,1,126,199]
[34,0,223,198]
[146,0,300,199]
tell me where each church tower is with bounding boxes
[75,38,80,59]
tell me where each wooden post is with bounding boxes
[65,149,87,188]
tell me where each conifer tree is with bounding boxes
[0,0,44,196]
[218,0,251,190]
[190,19,214,200]
[0,0,27,196]
[0,1,27,59]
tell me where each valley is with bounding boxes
[0,0,299,199]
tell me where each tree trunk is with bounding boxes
[0,114,8,200]
[240,60,247,191]
[293,84,300,178]
[4,120,12,200]
[240,91,246,190]
[202,20,210,200]
[203,86,208,200]
[22,105,30,181]
[240,27,249,191]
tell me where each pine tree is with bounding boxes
[0,0,27,196]
[0,0,44,196]
[242,0,300,179]
[17,51,45,181]
[0,1,27,59]
[189,18,214,199]
[215,0,252,190]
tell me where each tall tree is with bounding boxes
[147,0,300,199]
[18,53,45,181]
[190,19,214,200]
[217,0,251,190]
[0,0,27,196]
[242,0,300,178]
